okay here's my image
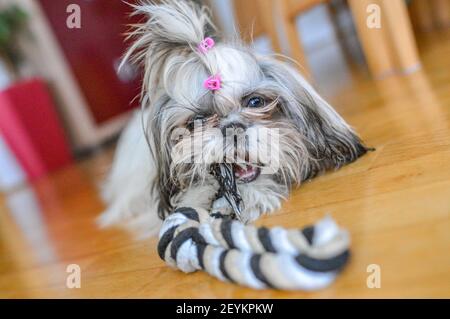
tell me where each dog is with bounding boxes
[99,0,369,237]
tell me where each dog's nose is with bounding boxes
[221,122,246,135]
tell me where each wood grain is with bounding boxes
[0,31,450,298]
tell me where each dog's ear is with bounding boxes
[122,0,216,97]
[259,58,371,180]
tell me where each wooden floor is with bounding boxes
[1,31,450,298]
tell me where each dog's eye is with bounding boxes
[245,95,265,108]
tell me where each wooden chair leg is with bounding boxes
[380,0,421,74]
[348,0,395,78]
[275,0,310,76]
[409,0,434,32]
[257,0,282,53]
[431,0,450,28]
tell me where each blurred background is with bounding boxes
[0,0,449,298]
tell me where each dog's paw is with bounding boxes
[211,196,234,216]
[211,198,266,224]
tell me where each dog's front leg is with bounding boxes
[175,182,219,212]
[211,196,234,217]
[174,183,238,219]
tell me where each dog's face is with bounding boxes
[125,1,368,219]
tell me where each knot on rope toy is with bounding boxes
[158,207,351,290]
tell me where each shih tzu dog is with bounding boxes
[99,0,369,237]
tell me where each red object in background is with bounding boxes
[0,78,73,181]
[38,0,141,125]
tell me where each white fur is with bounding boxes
[98,110,162,238]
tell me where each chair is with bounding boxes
[274,0,421,78]
[233,0,421,78]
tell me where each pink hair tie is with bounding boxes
[203,74,221,91]
[198,37,215,54]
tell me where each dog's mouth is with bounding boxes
[233,164,261,183]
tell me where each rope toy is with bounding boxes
[158,207,350,290]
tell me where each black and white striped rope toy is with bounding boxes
[157,207,351,290]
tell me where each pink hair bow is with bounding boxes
[203,74,221,91]
[197,37,215,54]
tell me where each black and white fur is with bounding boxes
[99,0,368,237]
